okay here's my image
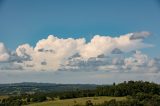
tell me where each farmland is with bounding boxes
[27,96,126,106]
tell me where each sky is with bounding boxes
[0,0,160,84]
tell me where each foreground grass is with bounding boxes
[0,95,8,100]
[27,96,126,106]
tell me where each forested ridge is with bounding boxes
[1,81,160,106]
[0,82,97,95]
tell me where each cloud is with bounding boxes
[79,33,152,58]
[16,44,33,61]
[15,35,85,71]
[62,50,160,73]
[111,48,123,54]
[130,31,150,40]
[0,62,23,70]
[0,43,10,61]
[0,31,156,72]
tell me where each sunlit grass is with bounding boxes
[0,95,9,101]
[27,96,126,106]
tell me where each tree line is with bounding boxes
[0,80,160,106]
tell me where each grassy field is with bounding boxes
[0,95,9,102]
[27,96,126,106]
[0,96,8,100]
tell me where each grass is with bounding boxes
[0,95,8,100]
[27,96,126,106]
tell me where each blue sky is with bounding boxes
[0,0,160,84]
[0,0,160,54]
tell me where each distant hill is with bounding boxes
[0,82,97,95]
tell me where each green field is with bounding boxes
[27,96,126,106]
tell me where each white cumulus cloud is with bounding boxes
[0,31,156,72]
[80,33,152,58]
[0,43,10,62]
